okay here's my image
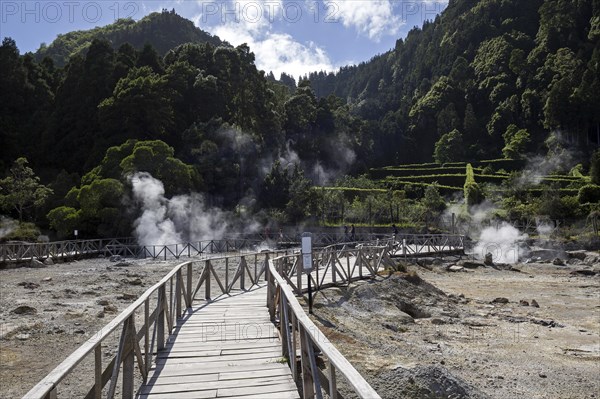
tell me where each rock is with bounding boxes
[566,250,587,261]
[484,253,494,266]
[29,259,46,268]
[41,277,52,282]
[448,266,464,272]
[460,261,485,269]
[552,258,565,266]
[18,281,40,289]
[16,333,30,341]
[127,278,142,286]
[118,293,136,300]
[97,299,110,306]
[74,329,85,334]
[531,299,540,308]
[584,255,599,265]
[539,373,547,378]
[11,305,37,315]
[109,255,122,262]
[566,258,582,265]
[570,270,597,276]
[43,257,54,266]
[519,300,529,306]
[104,305,118,313]
[491,297,509,304]
[115,261,132,267]
[431,318,448,325]
[96,311,105,318]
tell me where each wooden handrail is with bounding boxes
[267,258,381,399]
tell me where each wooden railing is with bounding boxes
[267,257,381,399]
[0,238,136,263]
[23,252,277,399]
[393,234,464,257]
[273,244,396,295]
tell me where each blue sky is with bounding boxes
[0,1,448,78]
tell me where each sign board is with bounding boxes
[301,233,312,272]
[74,230,78,237]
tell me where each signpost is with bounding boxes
[301,233,314,314]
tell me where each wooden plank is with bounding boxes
[140,375,295,395]
[217,391,300,399]
[217,383,301,397]
[148,359,287,375]
[137,389,217,399]
[154,352,283,366]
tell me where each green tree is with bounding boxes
[591,150,600,185]
[0,158,52,222]
[464,163,484,206]
[502,125,530,158]
[434,129,464,164]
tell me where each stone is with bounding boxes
[41,277,52,282]
[570,270,597,276]
[539,373,547,378]
[11,305,37,315]
[566,250,587,261]
[115,261,132,267]
[531,299,540,308]
[431,318,447,325]
[16,333,30,341]
[104,305,118,313]
[118,293,136,300]
[127,278,142,286]
[491,297,509,304]
[460,261,485,269]
[97,299,110,306]
[43,257,54,266]
[109,255,122,262]
[18,281,39,289]
[96,311,105,318]
[448,266,464,272]
[29,259,46,268]
[484,253,494,266]
[552,258,565,266]
[74,329,85,334]
[583,255,599,265]
[519,300,529,306]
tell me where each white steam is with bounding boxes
[130,172,250,246]
[473,222,528,264]
[0,216,17,239]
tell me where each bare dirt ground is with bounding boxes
[0,256,181,398]
[1,250,599,399]
[309,252,600,399]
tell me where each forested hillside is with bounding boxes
[309,0,600,163]
[1,2,599,241]
[34,10,225,66]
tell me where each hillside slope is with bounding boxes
[34,10,225,66]
[308,0,600,163]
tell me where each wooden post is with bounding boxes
[205,261,212,300]
[169,276,174,332]
[299,326,315,399]
[187,263,193,308]
[176,270,182,319]
[144,298,150,377]
[329,362,337,399]
[122,319,134,399]
[157,287,165,352]
[94,345,102,399]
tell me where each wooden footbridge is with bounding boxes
[22,234,464,399]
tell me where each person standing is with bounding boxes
[350,224,356,241]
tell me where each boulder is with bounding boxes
[29,259,46,268]
[11,305,37,315]
[519,300,529,306]
[491,297,509,304]
[43,257,54,266]
[109,255,122,262]
[531,299,540,308]
[566,250,588,261]
[448,265,464,272]
[552,258,565,266]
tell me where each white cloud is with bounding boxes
[213,21,334,79]
[334,0,401,40]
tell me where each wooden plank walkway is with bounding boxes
[137,283,299,399]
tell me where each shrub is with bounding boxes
[464,164,484,206]
[578,184,600,204]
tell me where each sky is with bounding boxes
[0,0,448,79]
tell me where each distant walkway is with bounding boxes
[138,284,299,399]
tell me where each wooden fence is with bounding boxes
[24,246,383,399]
[267,256,381,399]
